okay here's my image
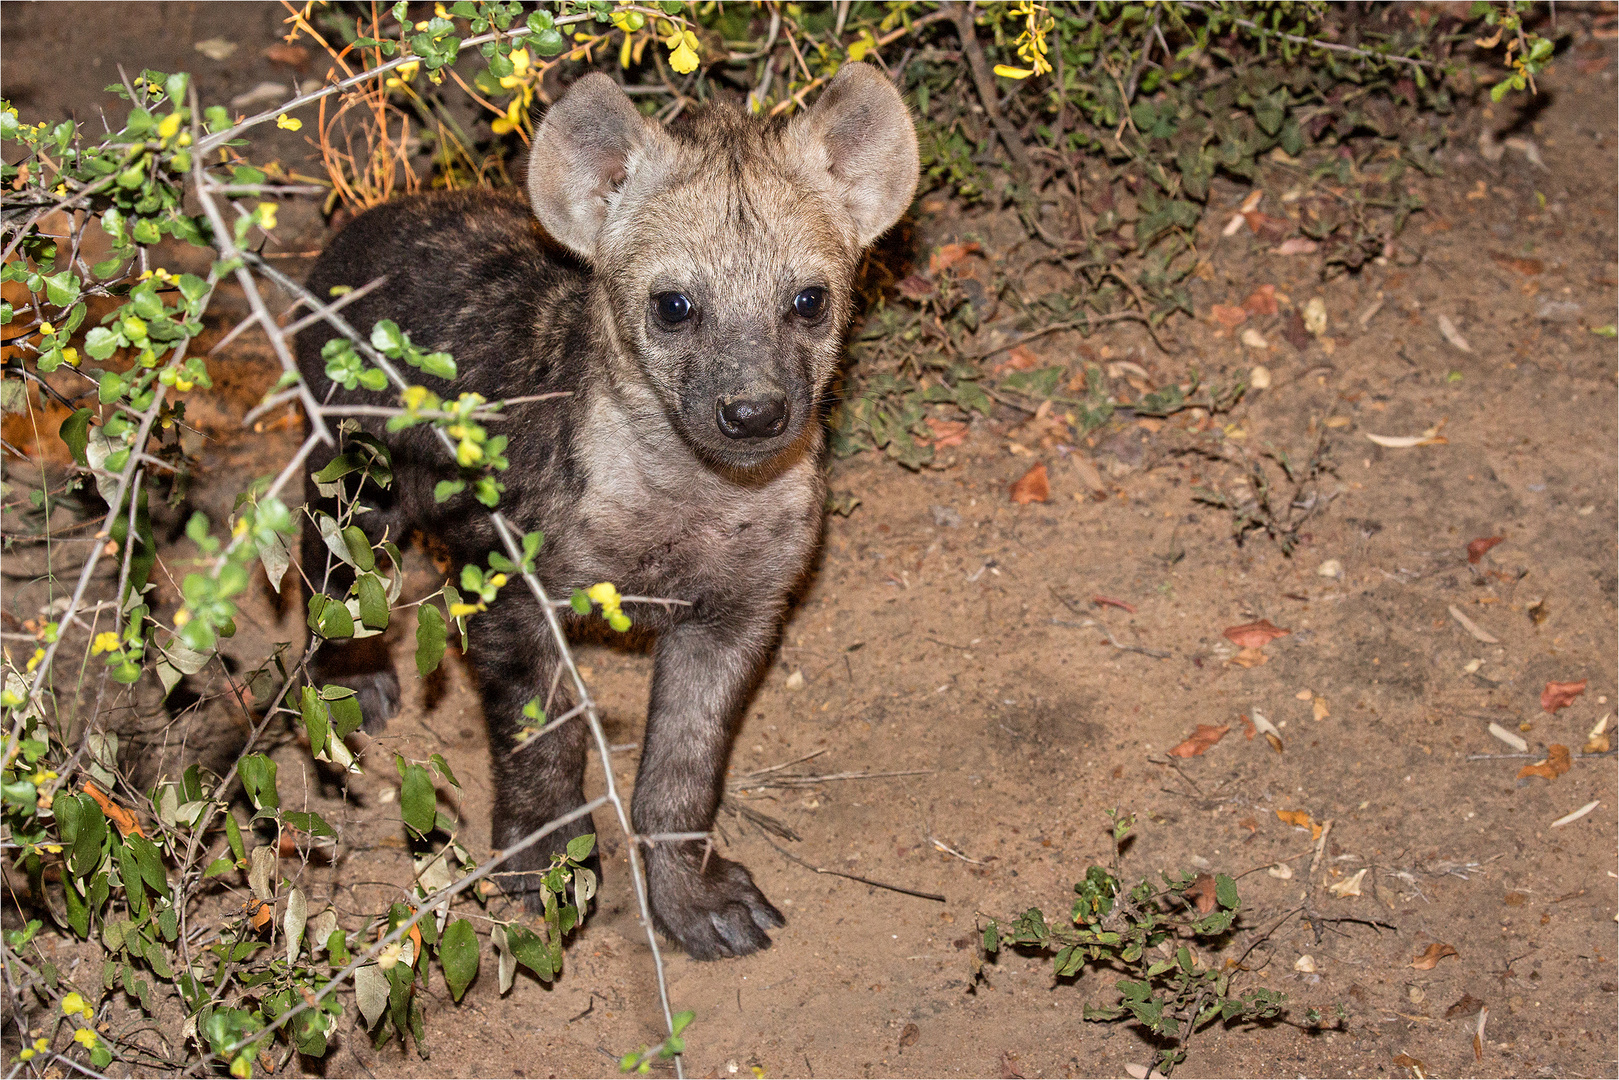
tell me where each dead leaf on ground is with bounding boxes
[1210,304,1248,329]
[898,1022,920,1049]
[1243,210,1291,242]
[924,417,969,447]
[1466,536,1504,563]
[895,274,934,301]
[1229,646,1269,668]
[1272,237,1319,256]
[1168,723,1230,758]
[1490,252,1544,276]
[1184,873,1220,914]
[1516,744,1572,781]
[1584,714,1610,754]
[991,344,1042,373]
[1242,284,1279,316]
[1437,313,1473,353]
[1541,679,1587,713]
[1392,1051,1429,1077]
[82,782,144,838]
[1411,942,1459,970]
[1445,992,1486,1019]
[1328,867,1369,897]
[928,241,982,275]
[1239,713,1257,739]
[1223,619,1290,648]
[264,43,311,70]
[1312,696,1330,721]
[1009,463,1050,504]
[1281,309,1312,350]
[1275,809,1322,839]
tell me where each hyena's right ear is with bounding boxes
[528,73,669,260]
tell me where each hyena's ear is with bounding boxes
[528,73,669,259]
[787,62,920,248]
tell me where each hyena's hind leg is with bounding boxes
[299,448,405,731]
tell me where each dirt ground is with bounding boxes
[4,5,1617,1079]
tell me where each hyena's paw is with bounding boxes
[310,644,400,733]
[493,812,602,913]
[646,847,783,960]
[349,670,401,733]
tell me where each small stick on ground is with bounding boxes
[754,830,946,903]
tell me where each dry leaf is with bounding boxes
[1243,210,1291,241]
[1184,873,1220,914]
[928,241,982,275]
[1550,799,1600,828]
[1312,696,1330,721]
[1230,646,1269,668]
[1272,237,1319,256]
[1210,304,1249,329]
[1328,867,1369,897]
[1268,862,1294,880]
[1517,744,1572,781]
[1168,723,1230,758]
[1490,252,1543,276]
[1275,809,1322,838]
[1009,463,1050,504]
[1437,313,1473,353]
[1467,536,1504,563]
[1541,680,1587,713]
[924,417,969,447]
[1488,722,1529,752]
[898,1022,920,1049]
[1366,431,1448,448]
[1239,190,1265,214]
[1293,954,1317,972]
[1445,992,1486,1019]
[895,274,934,301]
[82,781,144,838]
[1242,284,1279,316]
[1239,713,1257,739]
[1474,1006,1489,1062]
[1410,942,1458,970]
[993,344,1042,373]
[1223,619,1290,648]
[1584,714,1610,755]
[1240,328,1269,350]
[1281,309,1312,350]
[264,43,311,70]
[247,900,274,931]
[1392,1052,1429,1077]
[1449,604,1499,644]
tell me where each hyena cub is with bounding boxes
[295,63,918,958]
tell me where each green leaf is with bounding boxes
[565,833,596,863]
[307,593,355,640]
[438,918,479,1001]
[399,763,436,837]
[429,753,459,788]
[329,694,364,741]
[59,408,93,466]
[282,810,337,837]
[415,603,447,677]
[504,924,554,981]
[369,319,406,354]
[433,479,465,503]
[355,571,390,630]
[569,590,591,615]
[238,753,280,811]
[302,684,329,757]
[225,811,246,862]
[1214,873,1239,910]
[342,525,376,572]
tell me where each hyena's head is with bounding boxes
[528,62,918,470]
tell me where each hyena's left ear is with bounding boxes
[529,73,671,260]
[787,62,920,248]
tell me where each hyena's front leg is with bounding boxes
[472,602,599,908]
[635,617,784,959]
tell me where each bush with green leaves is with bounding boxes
[1,2,1557,1076]
[982,813,1305,1076]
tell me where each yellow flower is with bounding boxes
[172,609,191,627]
[993,64,1034,79]
[61,993,87,1016]
[60,347,79,366]
[402,385,431,411]
[157,112,183,140]
[448,602,482,619]
[73,1028,98,1048]
[275,113,302,132]
[500,48,531,88]
[256,202,278,230]
[455,438,483,467]
[17,1049,33,1062]
[385,60,421,87]
[377,941,403,969]
[91,632,120,656]
[39,321,54,335]
[25,648,44,672]
[665,28,700,74]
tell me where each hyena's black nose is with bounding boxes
[716,394,788,440]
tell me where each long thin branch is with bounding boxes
[949,1,1033,174]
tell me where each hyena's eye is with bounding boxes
[654,291,694,325]
[793,287,828,321]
